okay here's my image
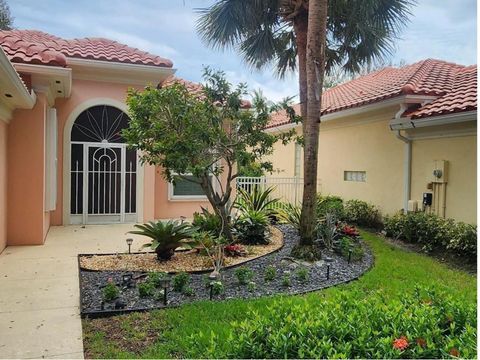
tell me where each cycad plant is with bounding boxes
[235,186,279,217]
[129,220,196,261]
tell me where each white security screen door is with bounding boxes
[70,105,137,224]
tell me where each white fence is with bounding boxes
[236,176,304,207]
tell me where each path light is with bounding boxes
[209,282,214,300]
[180,216,186,224]
[325,257,333,280]
[348,247,353,264]
[126,238,133,254]
[159,278,171,306]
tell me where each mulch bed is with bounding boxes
[79,227,283,273]
[79,225,374,317]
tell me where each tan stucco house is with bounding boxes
[266,59,477,224]
[0,30,221,253]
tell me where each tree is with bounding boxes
[0,0,13,30]
[123,69,297,241]
[197,0,413,245]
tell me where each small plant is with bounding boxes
[182,286,195,297]
[281,272,291,287]
[264,265,277,282]
[317,212,338,250]
[276,203,301,230]
[129,220,195,260]
[210,281,224,295]
[154,289,165,301]
[340,224,360,238]
[295,267,309,283]
[147,271,168,287]
[172,272,190,292]
[234,186,279,217]
[235,266,254,285]
[138,281,155,298]
[233,209,270,245]
[336,237,364,261]
[224,244,247,257]
[192,207,223,237]
[102,281,119,301]
[247,281,256,292]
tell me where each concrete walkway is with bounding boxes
[0,224,149,359]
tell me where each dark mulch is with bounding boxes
[379,233,476,274]
[79,225,374,316]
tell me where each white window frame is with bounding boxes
[45,108,57,211]
[168,173,212,201]
[344,170,366,182]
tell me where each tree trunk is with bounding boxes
[293,13,308,121]
[299,0,328,244]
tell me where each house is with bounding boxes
[0,30,221,253]
[266,59,477,224]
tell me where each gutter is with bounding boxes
[394,130,412,214]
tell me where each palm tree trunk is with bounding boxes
[299,0,328,245]
[293,12,308,121]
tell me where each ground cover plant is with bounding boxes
[83,230,476,359]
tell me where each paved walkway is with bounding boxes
[0,224,149,359]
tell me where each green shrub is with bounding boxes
[234,266,254,285]
[295,267,309,283]
[172,272,190,292]
[264,265,277,282]
[182,286,195,297]
[384,212,476,258]
[337,236,364,261]
[192,207,223,237]
[138,281,155,298]
[344,199,382,228]
[102,282,119,301]
[317,195,344,219]
[247,281,256,293]
[276,203,301,230]
[234,186,279,217]
[147,271,168,287]
[193,287,477,359]
[281,272,291,287]
[234,209,270,245]
[210,281,224,295]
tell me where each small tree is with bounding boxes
[123,69,297,240]
[0,0,13,30]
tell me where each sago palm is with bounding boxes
[129,220,196,261]
[197,0,413,244]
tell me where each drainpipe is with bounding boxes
[395,130,412,214]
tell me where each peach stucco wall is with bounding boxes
[7,93,49,245]
[0,121,7,253]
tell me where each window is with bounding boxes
[344,171,366,182]
[169,174,212,200]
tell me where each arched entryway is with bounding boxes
[69,105,137,224]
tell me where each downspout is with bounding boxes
[395,130,412,214]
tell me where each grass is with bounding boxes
[83,231,476,358]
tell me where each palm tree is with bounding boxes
[197,0,413,245]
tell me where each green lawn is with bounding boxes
[83,231,476,359]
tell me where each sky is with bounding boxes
[9,0,477,102]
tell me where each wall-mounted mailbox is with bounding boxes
[423,192,433,206]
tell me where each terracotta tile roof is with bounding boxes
[0,30,173,68]
[162,76,252,109]
[267,59,476,128]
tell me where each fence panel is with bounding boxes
[236,176,304,208]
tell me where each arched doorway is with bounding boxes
[69,105,137,224]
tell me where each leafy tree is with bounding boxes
[0,0,13,30]
[123,68,297,240]
[197,0,413,245]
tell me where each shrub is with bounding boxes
[276,203,301,230]
[182,286,195,297]
[295,267,309,283]
[264,265,277,282]
[210,281,224,295]
[234,186,279,217]
[192,207,223,237]
[385,212,477,258]
[336,236,364,261]
[281,272,291,287]
[147,272,168,287]
[172,272,190,292]
[224,244,247,257]
[129,220,195,260]
[247,281,256,292]
[193,287,477,359]
[344,199,382,228]
[138,281,155,298]
[234,209,270,245]
[317,195,344,219]
[316,212,338,250]
[102,281,119,301]
[234,266,254,285]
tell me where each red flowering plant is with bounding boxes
[225,244,247,257]
[393,336,409,351]
[340,224,360,238]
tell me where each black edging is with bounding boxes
[79,226,374,319]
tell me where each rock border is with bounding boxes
[79,226,374,318]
